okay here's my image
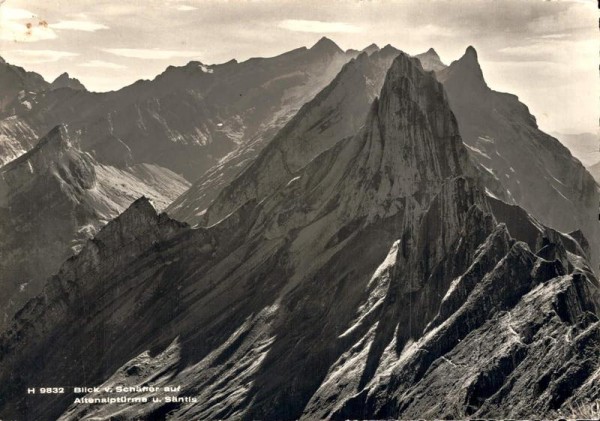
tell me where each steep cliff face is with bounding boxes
[168,44,456,227]
[169,45,402,226]
[170,45,598,273]
[330,260,598,419]
[317,190,599,419]
[437,47,600,270]
[0,126,189,328]
[0,51,596,421]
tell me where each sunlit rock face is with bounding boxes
[0,51,597,421]
[168,45,403,226]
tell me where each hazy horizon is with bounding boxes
[0,0,597,135]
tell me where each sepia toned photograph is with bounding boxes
[0,0,598,419]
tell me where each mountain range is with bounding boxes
[170,44,600,273]
[0,38,598,420]
[0,38,357,326]
[0,37,354,179]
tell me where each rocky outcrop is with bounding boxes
[327,247,598,419]
[437,47,600,270]
[0,51,596,421]
[195,46,485,231]
[0,125,189,328]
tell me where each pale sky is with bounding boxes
[0,0,597,134]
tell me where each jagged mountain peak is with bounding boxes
[437,45,599,269]
[370,52,469,187]
[362,43,380,55]
[437,45,488,92]
[196,48,471,228]
[50,72,86,91]
[426,47,440,58]
[0,124,98,207]
[465,45,478,59]
[456,45,484,77]
[380,44,400,54]
[384,51,424,77]
[0,124,91,193]
[88,193,188,254]
[109,196,158,221]
[126,195,157,216]
[154,60,216,85]
[0,56,5,64]
[36,124,70,147]
[54,72,71,80]
[310,36,343,55]
[355,51,370,62]
[0,56,49,115]
[415,47,447,72]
